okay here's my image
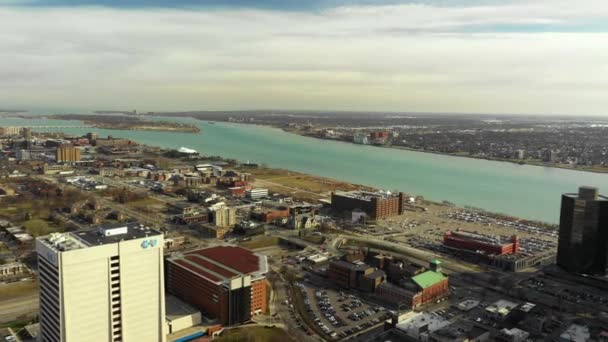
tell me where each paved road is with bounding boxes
[0,294,38,323]
[333,234,485,275]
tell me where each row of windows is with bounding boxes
[110,256,123,342]
[40,309,61,342]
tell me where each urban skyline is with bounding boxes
[1,125,607,341]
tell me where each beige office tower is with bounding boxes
[36,223,165,342]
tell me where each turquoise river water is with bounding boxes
[2,115,608,223]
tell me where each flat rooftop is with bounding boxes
[564,186,608,201]
[396,312,450,334]
[486,299,519,317]
[333,190,399,201]
[432,321,488,341]
[166,295,200,321]
[39,222,161,252]
[331,260,371,271]
[75,222,160,246]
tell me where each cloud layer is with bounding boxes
[1,1,608,115]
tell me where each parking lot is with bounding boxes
[297,282,390,340]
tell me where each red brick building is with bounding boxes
[376,260,449,309]
[444,229,519,255]
[165,246,268,325]
[251,206,290,224]
[331,191,405,220]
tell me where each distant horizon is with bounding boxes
[6,108,608,120]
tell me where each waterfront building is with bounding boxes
[0,126,22,136]
[86,132,98,142]
[443,229,519,256]
[370,131,388,145]
[331,190,405,220]
[246,188,268,200]
[165,246,268,325]
[36,223,166,342]
[353,132,370,144]
[557,186,608,275]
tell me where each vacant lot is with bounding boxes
[215,326,292,342]
[125,197,166,214]
[244,167,368,201]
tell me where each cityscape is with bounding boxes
[0,122,607,342]
[1,0,608,341]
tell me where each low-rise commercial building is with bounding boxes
[194,223,231,239]
[251,206,290,224]
[376,260,449,310]
[328,260,374,289]
[495,328,530,342]
[443,229,519,256]
[165,295,203,335]
[246,188,268,200]
[485,299,519,321]
[429,320,491,342]
[395,312,451,341]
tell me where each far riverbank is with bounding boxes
[247,123,608,175]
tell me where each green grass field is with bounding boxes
[239,237,280,250]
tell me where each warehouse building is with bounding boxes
[165,246,268,326]
[331,190,406,220]
[443,229,519,256]
[246,188,268,200]
[165,295,202,335]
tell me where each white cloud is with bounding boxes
[0,1,608,115]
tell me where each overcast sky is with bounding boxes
[1,0,608,115]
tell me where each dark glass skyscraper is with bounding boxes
[557,186,608,275]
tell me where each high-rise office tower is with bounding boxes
[22,127,32,140]
[36,223,165,342]
[557,186,608,275]
[214,206,237,227]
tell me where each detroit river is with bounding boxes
[3,116,608,223]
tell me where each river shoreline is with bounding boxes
[2,114,602,223]
[218,120,608,175]
[6,114,200,133]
